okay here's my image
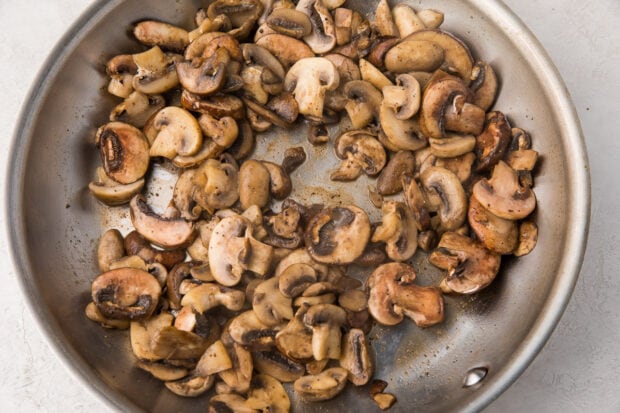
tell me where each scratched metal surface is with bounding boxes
[2,0,615,412]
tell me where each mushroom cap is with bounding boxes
[371,201,418,262]
[468,195,519,255]
[255,33,314,68]
[367,262,444,327]
[384,40,444,73]
[472,160,536,220]
[304,205,371,264]
[343,80,382,129]
[130,195,195,250]
[331,130,387,181]
[420,166,467,232]
[429,231,501,294]
[96,122,150,185]
[144,106,203,159]
[419,72,471,139]
[91,267,161,320]
[379,100,427,152]
[376,150,416,196]
[192,158,240,212]
[252,277,294,326]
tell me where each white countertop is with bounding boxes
[1,0,618,411]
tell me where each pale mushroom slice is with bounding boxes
[165,374,215,398]
[150,326,209,360]
[96,122,150,185]
[252,350,305,382]
[255,33,314,68]
[192,157,240,214]
[97,229,125,272]
[89,169,145,206]
[196,339,233,376]
[430,231,501,294]
[293,367,349,402]
[132,46,182,94]
[130,312,174,361]
[382,74,421,120]
[331,130,387,181]
[379,98,427,152]
[275,305,314,362]
[391,3,426,37]
[359,58,392,90]
[339,329,373,386]
[420,166,467,232]
[228,310,280,350]
[375,0,399,37]
[209,394,258,413]
[371,201,418,262]
[514,221,538,257]
[429,134,477,158]
[367,262,444,327]
[198,113,239,150]
[106,54,137,98]
[130,195,195,249]
[109,91,165,128]
[181,283,246,313]
[384,40,444,73]
[472,161,536,220]
[284,57,340,121]
[468,196,518,255]
[343,80,382,129]
[133,20,190,52]
[303,303,347,360]
[239,159,271,210]
[417,9,444,29]
[91,267,161,321]
[252,277,294,326]
[304,205,371,265]
[84,302,130,330]
[296,0,336,54]
[246,374,291,413]
[144,106,202,159]
[208,215,273,286]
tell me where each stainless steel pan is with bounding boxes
[7,0,590,411]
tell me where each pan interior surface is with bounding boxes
[8,0,589,412]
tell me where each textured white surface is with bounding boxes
[0,0,618,412]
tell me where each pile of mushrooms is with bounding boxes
[87,0,540,410]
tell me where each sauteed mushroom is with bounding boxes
[96,122,150,185]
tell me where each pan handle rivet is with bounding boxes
[463,367,488,388]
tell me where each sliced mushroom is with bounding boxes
[124,231,186,270]
[144,107,202,159]
[468,196,518,255]
[278,263,317,298]
[274,248,329,280]
[515,221,538,257]
[266,8,312,38]
[88,174,145,207]
[226,120,255,161]
[339,329,373,386]
[106,54,137,98]
[429,134,476,158]
[129,312,173,360]
[343,80,382,129]
[275,305,314,362]
[85,302,130,329]
[420,166,467,232]
[376,150,415,196]
[151,326,209,360]
[177,47,230,96]
[430,231,502,294]
[262,161,293,199]
[470,61,498,111]
[239,159,272,210]
[253,277,294,326]
[132,46,181,94]
[199,114,239,149]
[91,267,161,320]
[210,394,257,413]
[209,215,273,286]
[474,110,511,171]
[385,40,444,73]
[218,331,254,393]
[181,91,245,119]
[196,339,233,376]
[181,283,246,314]
[207,0,264,39]
[372,201,418,262]
[382,74,421,121]
[293,367,348,402]
[137,360,189,381]
[367,262,444,326]
[331,130,387,181]
[404,29,474,82]
[380,100,427,152]
[246,374,291,413]
[255,33,314,68]
[133,20,189,52]
[281,146,307,174]
[296,0,336,54]
[443,94,486,136]
[192,157,240,213]
[304,205,371,264]
[434,152,476,183]
[97,229,125,272]
[228,310,279,349]
[359,58,392,90]
[375,0,399,37]
[165,374,215,398]
[323,53,361,112]
[96,122,150,184]
[284,57,340,121]
[373,392,397,410]
[303,303,347,360]
[392,3,426,37]
[109,91,165,129]
[130,195,195,249]
[252,350,305,382]
[417,9,444,29]
[472,161,536,220]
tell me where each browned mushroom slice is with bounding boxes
[198,113,239,150]
[246,374,291,413]
[339,329,373,386]
[130,195,195,249]
[182,283,246,314]
[324,54,361,112]
[304,205,371,264]
[262,161,292,199]
[96,122,150,184]
[256,33,314,68]
[402,173,432,232]
[228,310,280,350]
[144,106,202,159]
[278,263,317,298]
[252,277,294,326]
[151,325,209,360]
[470,61,498,111]
[137,360,189,381]
[514,221,538,257]
[97,229,125,272]
[275,305,314,362]
[266,8,312,38]
[303,303,347,360]
[403,29,474,82]
[380,99,427,152]
[296,0,336,54]
[343,80,382,129]
[252,350,305,382]
[475,111,512,172]
[420,166,467,232]
[239,159,271,210]
[274,248,329,280]
[209,215,273,286]
[125,231,186,270]
[372,201,418,262]
[218,329,254,393]
[241,43,286,82]
[331,130,386,181]
[430,231,501,294]
[109,91,165,129]
[129,312,173,360]
[472,161,536,220]
[284,57,340,121]
[181,91,245,119]
[91,267,161,320]
[177,48,230,96]
[132,46,181,94]
[196,339,233,376]
[376,151,415,196]
[133,20,189,52]
[367,262,444,327]
[384,40,444,73]
[207,0,264,39]
[374,0,398,37]
[382,74,421,121]
[339,289,372,332]
[166,374,215,398]
[293,367,348,402]
[210,394,258,412]
[85,302,130,329]
[468,196,518,255]
[106,54,137,98]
